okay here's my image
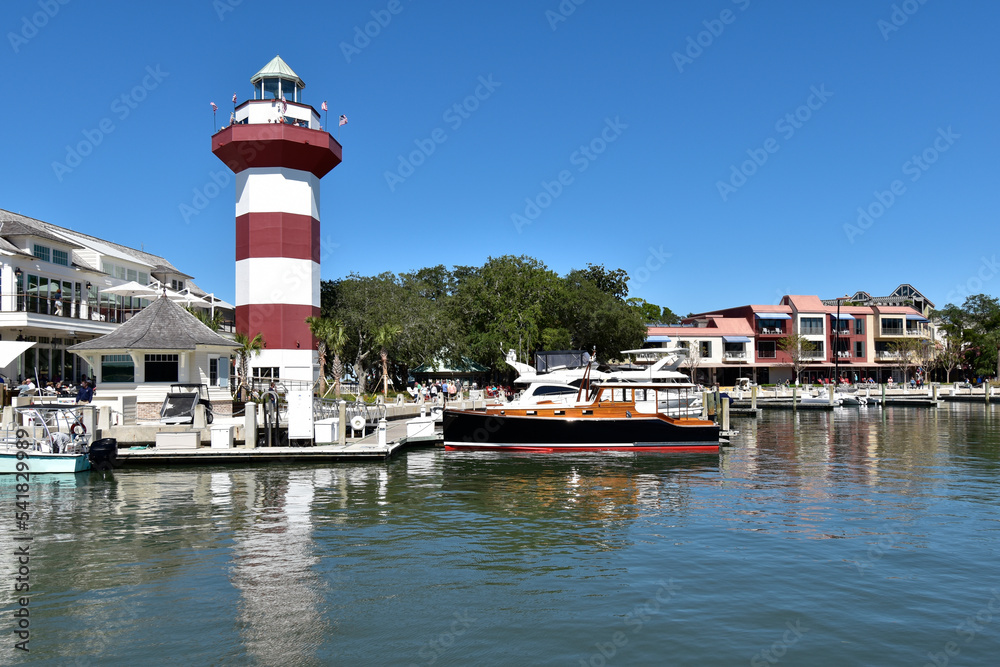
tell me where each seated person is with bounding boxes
[14,378,36,396]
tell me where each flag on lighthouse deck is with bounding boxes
[321,101,328,112]
[281,95,287,114]
[339,114,348,126]
[211,102,218,111]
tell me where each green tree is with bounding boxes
[374,323,402,398]
[579,263,630,301]
[233,331,265,401]
[451,255,560,371]
[186,306,224,332]
[306,316,348,396]
[778,334,817,384]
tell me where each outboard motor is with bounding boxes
[89,438,119,471]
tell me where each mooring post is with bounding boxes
[986,381,991,404]
[751,385,757,410]
[792,385,797,410]
[828,385,835,406]
[721,397,730,432]
[244,402,256,449]
[702,391,709,420]
[881,383,887,407]
[338,400,347,446]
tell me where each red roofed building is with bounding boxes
[645,292,936,385]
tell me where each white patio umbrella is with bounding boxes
[165,289,209,308]
[100,281,160,299]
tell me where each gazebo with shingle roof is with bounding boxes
[68,296,239,420]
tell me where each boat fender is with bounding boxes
[70,422,87,435]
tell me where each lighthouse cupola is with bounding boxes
[250,54,304,103]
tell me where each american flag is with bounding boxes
[232,93,237,103]
[210,102,218,112]
[281,95,287,114]
[339,114,348,126]
[321,101,327,112]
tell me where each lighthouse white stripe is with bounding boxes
[235,167,320,219]
[235,257,320,307]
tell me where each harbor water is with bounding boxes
[3,403,1000,665]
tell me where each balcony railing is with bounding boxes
[876,351,901,360]
[800,327,824,335]
[881,327,904,336]
[756,327,785,335]
[757,350,776,359]
[723,351,747,360]
[2,293,235,331]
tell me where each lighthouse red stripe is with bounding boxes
[237,304,320,350]
[235,213,320,262]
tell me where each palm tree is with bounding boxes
[307,317,349,398]
[374,324,402,398]
[187,306,224,332]
[328,319,348,398]
[307,316,333,396]
[233,331,265,401]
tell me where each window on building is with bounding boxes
[115,266,127,280]
[138,272,149,285]
[854,319,864,335]
[881,318,904,335]
[699,341,712,358]
[252,367,279,381]
[145,354,179,383]
[800,317,824,335]
[170,279,185,291]
[758,342,776,359]
[127,268,137,282]
[52,249,69,266]
[101,354,135,383]
[855,341,865,358]
[33,244,50,262]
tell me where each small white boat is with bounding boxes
[0,406,117,474]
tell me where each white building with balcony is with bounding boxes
[0,209,233,385]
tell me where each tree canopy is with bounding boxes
[317,256,674,386]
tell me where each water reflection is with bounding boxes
[227,469,329,666]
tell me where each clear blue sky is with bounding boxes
[4,0,997,314]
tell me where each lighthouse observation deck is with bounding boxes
[232,99,322,130]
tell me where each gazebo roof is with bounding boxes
[68,296,239,352]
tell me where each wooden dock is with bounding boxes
[118,418,442,466]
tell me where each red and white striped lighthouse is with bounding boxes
[212,56,341,382]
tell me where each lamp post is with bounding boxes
[834,294,850,386]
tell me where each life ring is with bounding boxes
[350,415,366,431]
[70,422,87,436]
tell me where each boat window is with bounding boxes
[534,385,576,396]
